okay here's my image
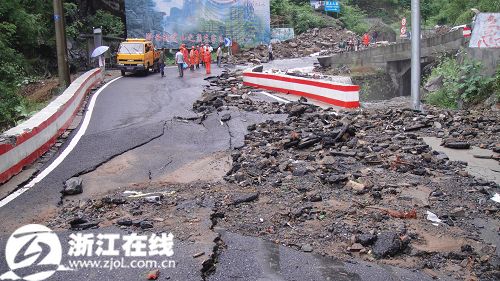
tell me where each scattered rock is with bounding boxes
[221,113,231,122]
[63,177,83,195]
[358,234,377,246]
[231,192,259,205]
[372,232,404,258]
[301,244,313,252]
[147,269,160,280]
[349,243,365,252]
[140,221,154,229]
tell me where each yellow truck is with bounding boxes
[117,39,160,76]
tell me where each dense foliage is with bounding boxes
[271,0,333,33]
[0,1,123,130]
[425,54,497,109]
[66,3,124,39]
[339,2,369,34]
[0,0,54,129]
[348,0,500,27]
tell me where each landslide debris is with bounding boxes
[228,27,357,64]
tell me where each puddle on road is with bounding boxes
[423,137,500,184]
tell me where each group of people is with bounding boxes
[338,31,379,53]
[173,44,223,78]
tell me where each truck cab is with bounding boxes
[117,39,160,76]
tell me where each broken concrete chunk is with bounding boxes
[63,177,83,195]
[231,192,259,205]
[349,243,365,252]
[70,221,99,230]
[301,244,313,252]
[345,180,367,193]
[221,113,231,122]
[117,219,133,226]
[140,220,154,229]
[358,234,377,246]
[443,142,471,149]
[288,104,308,117]
[372,232,404,258]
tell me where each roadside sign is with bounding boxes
[224,37,232,47]
[324,1,340,13]
[400,17,407,38]
[463,26,472,38]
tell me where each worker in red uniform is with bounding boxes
[204,45,212,74]
[194,46,200,69]
[189,46,196,71]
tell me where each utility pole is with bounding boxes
[53,0,71,88]
[411,0,421,111]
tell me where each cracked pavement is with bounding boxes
[0,64,456,281]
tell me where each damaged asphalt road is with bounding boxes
[0,67,224,235]
[1,63,490,281]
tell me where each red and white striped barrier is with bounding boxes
[463,26,472,38]
[0,68,103,184]
[243,71,360,108]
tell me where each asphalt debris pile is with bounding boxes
[193,70,294,115]
[49,183,216,237]
[216,104,499,280]
[229,27,354,64]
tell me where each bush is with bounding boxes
[271,0,332,34]
[339,3,369,34]
[424,54,494,109]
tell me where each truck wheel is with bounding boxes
[121,70,126,76]
[144,65,149,76]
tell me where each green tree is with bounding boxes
[88,10,125,37]
[0,0,54,129]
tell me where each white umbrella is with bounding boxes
[91,46,109,58]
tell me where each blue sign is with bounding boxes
[325,1,340,13]
[224,38,232,47]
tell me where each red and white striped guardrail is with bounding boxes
[243,71,360,108]
[0,68,103,184]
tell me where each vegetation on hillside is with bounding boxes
[270,0,370,34]
[424,54,498,109]
[0,1,122,131]
[270,0,334,33]
[348,0,500,27]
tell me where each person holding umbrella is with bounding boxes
[91,46,109,69]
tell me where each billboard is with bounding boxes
[324,1,340,13]
[125,0,271,48]
[469,13,500,48]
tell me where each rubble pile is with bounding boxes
[193,70,290,115]
[49,69,499,280]
[217,105,499,279]
[229,27,355,64]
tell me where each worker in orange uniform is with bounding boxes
[189,46,196,71]
[194,46,200,69]
[204,45,212,75]
[362,33,370,47]
[181,44,189,68]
